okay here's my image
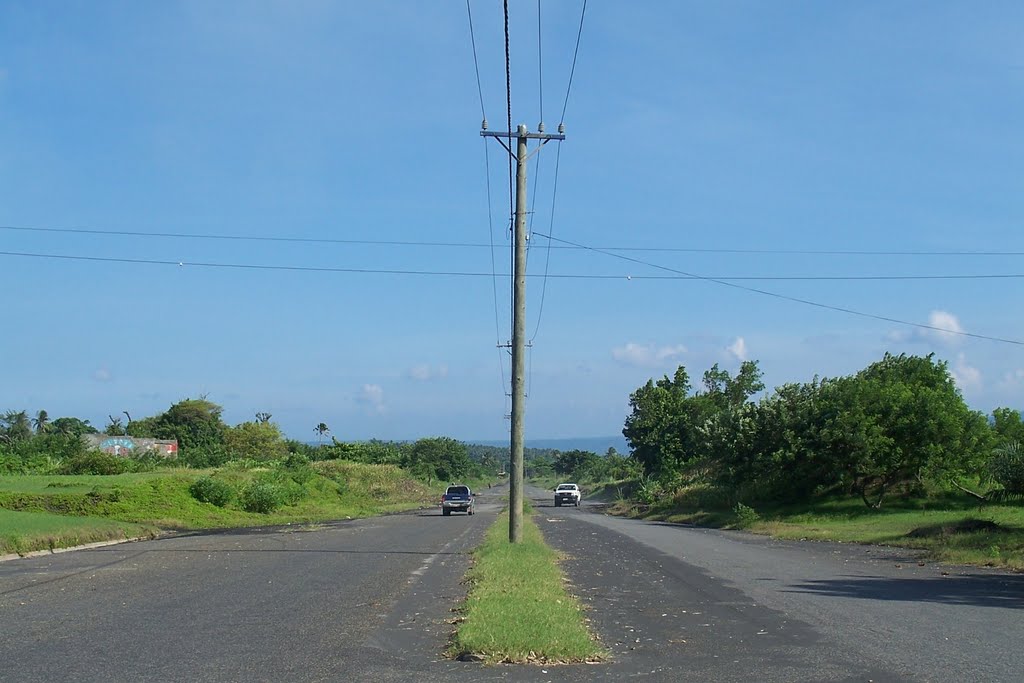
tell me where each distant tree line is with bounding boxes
[621,353,1024,507]
[0,400,494,484]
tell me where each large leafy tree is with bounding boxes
[991,408,1024,447]
[224,421,288,461]
[553,449,599,479]
[405,437,472,484]
[623,366,701,477]
[819,353,992,507]
[51,416,98,437]
[152,398,228,451]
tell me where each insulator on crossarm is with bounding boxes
[481,118,488,130]
[538,122,545,133]
[558,122,565,134]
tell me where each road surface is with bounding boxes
[0,483,1020,682]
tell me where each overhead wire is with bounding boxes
[531,233,1024,347]
[466,0,509,407]
[465,0,487,122]
[559,0,587,125]
[504,0,514,342]
[3,225,1022,257]
[4,250,1021,282]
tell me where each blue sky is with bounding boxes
[1,1,1022,442]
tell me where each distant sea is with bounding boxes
[467,435,630,454]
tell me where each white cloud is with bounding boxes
[93,366,112,382]
[1000,368,1024,389]
[355,384,385,414]
[727,337,748,362]
[611,342,687,368]
[407,364,448,381]
[951,353,982,393]
[926,310,966,345]
[886,310,967,348]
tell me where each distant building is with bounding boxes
[83,435,178,458]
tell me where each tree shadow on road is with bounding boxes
[784,573,1024,609]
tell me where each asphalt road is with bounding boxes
[1,484,1020,683]
[528,484,1024,683]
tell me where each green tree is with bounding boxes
[315,422,330,446]
[553,449,599,480]
[623,366,703,477]
[224,421,288,461]
[1,410,32,443]
[819,353,992,508]
[50,416,98,437]
[152,398,228,451]
[104,415,127,436]
[991,408,1024,447]
[33,410,50,435]
[405,437,472,484]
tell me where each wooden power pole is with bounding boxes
[481,122,564,543]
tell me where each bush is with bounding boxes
[732,502,761,528]
[240,481,283,513]
[189,477,235,507]
[58,451,135,475]
[281,453,315,484]
[178,445,231,469]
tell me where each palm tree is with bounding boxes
[1,410,32,443]
[33,409,50,435]
[315,422,330,446]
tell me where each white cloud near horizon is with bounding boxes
[612,342,687,368]
[727,337,748,362]
[951,353,982,393]
[355,384,385,414]
[407,364,448,381]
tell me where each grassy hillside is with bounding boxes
[0,462,440,556]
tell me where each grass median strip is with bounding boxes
[450,510,604,664]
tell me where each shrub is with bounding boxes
[732,502,761,528]
[58,451,134,475]
[240,481,283,513]
[281,453,315,485]
[189,477,235,507]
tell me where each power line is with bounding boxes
[531,233,1024,346]
[530,141,563,342]
[559,0,587,124]
[465,0,487,122]
[503,0,514,347]
[3,250,1023,282]
[482,129,509,405]
[5,225,1020,257]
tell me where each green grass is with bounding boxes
[0,462,440,555]
[609,485,1024,571]
[450,511,603,664]
[0,509,157,556]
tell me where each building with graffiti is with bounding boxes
[83,435,179,458]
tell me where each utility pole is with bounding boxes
[482,121,565,543]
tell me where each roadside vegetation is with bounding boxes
[529,352,1024,571]
[450,509,603,664]
[0,401,496,555]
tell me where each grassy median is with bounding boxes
[450,510,603,664]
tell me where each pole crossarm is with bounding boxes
[481,130,566,141]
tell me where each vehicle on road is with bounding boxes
[441,485,475,516]
[554,483,581,507]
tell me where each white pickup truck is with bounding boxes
[553,483,581,507]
